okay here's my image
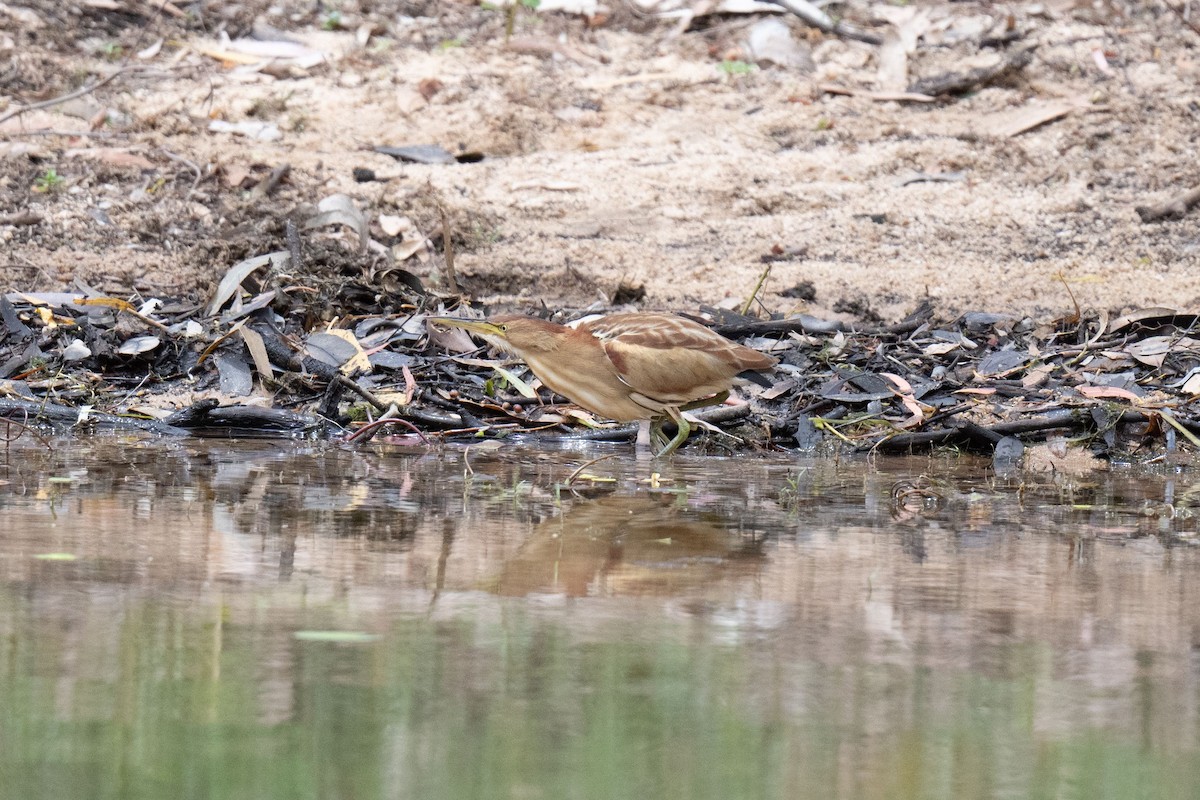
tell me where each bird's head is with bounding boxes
[427,315,564,355]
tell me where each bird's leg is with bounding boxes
[650,393,729,456]
[636,419,652,451]
[655,407,691,457]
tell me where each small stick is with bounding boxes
[336,374,390,414]
[740,263,771,317]
[252,163,291,199]
[1166,1,1200,37]
[0,130,128,138]
[566,454,617,486]
[345,414,430,444]
[0,69,129,126]
[0,409,54,450]
[160,148,203,197]
[1136,186,1200,222]
[0,211,42,226]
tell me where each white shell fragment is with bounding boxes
[62,339,92,361]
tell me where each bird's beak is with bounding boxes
[426,317,505,338]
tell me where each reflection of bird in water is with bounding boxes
[490,494,764,598]
[429,313,777,455]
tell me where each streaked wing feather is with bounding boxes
[590,313,777,404]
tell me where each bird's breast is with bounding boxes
[524,351,652,422]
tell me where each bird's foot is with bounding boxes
[649,418,671,454]
[653,410,691,457]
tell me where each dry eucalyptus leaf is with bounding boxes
[117,336,160,355]
[207,251,290,317]
[305,194,369,252]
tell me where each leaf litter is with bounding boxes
[3,250,1200,468]
[3,0,1200,471]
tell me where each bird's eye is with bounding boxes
[498,324,508,332]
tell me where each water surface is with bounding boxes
[0,439,1198,799]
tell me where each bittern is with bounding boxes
[428,312,777,455]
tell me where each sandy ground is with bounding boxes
[2,0,1199,322]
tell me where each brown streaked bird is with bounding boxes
[428,312,777,455]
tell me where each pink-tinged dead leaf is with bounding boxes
[880,372,913,394]
[402,365,416,406]
[881,372,925,428]
[1077,385,1141,402]
[955,387,996,396]
[223,165,251,188]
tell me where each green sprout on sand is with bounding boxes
[720,60,755,76]
[32,169,64,193]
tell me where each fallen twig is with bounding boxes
[251,163,291,199]
[820,84,936,104]
[438,202,460,295]
[566,454,618,486]
[345,413,430,444]
[1135,186,1200,222]
[0,69,130,126]
[160,148,204,197]
[1166,1,1200,38]
[762,0,882,45]
[0,397,186,435]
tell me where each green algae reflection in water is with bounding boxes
[0,441,1198,800]
[2,598,1197,800]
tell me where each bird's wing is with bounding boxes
[585,314,775,403]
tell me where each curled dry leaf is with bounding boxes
[1126,336,1200,368]
[305,194,369,252]
[206,251,291,317]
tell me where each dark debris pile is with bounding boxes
[2,270,1199,464]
